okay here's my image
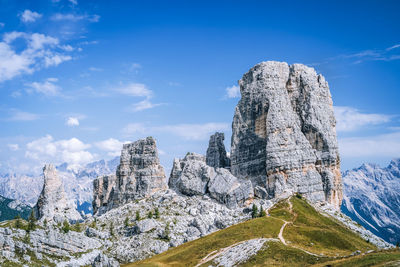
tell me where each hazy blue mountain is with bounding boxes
[342,159,400,245]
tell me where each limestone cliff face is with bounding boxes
[230,61,342,209]
[93,137,167,215]
[206,132,230,169]
[33,164,82,223]
[92,174,117,215]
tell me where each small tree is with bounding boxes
[251,204,258,219]
[147,211,153,219]
[124,216,130,227]
[27,211,36,232]
[73,222,81,232]
[259,206,267,217]
[154,208,160,219]
[109,222,114,237]
[162,222,170,241]
[62,220,70,233]
[135,211,140,221]
[14,215,22,229]
[43,218,48,228]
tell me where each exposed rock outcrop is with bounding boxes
[230,61,342,209]
[169,152,253,208]
[93,137,167,215]
[206,132,230,169]
[33,164,82,223]
[92,174,117,215]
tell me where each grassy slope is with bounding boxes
[125,196,400,267]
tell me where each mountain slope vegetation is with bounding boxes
[126,196,400,267]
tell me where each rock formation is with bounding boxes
[92,174,117,215]
[230,61,342,209]
[33,164,82,223]
[206,132,230,169]
[93,137,167,215]
[169,152,253,208]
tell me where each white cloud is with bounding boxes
[225,85,240,98]
[50,13,100,22]
[25,135,94,170]
[8,110,39,121]
[89,67,103,71]
[0,22,4,28]
[7,144,19,151]
[130,99,163,112]
[334,106,391,132]
[339,131,400,158]
[25,78,61,96]
[386,44,400,51]
[122,122,230,140]
[117,83,153,97]
[68,0,78,5]
[95,138,125,156]
[20,10,42,23]
[66,117,79,127]
[0,32,72,82]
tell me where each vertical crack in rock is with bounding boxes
[230,61,342,209]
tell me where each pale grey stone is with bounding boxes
[206,132,230,169]
[33,164,82,224]
[230,61,342,209]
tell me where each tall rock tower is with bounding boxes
[230,61,342,209]
[93,137,167,215]
[34,164,82,223]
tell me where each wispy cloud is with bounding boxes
[66,117,79,127]
[25,78,61,96]
[334,106,392,132]
[0,32,72,82]
[7,144,19,151]
[339,130,400,158]
[225,85,240,98]
[130,99,164,112]
[117,83,153,97]
[8,110,40,121]
[19,10,42,23]
[386,44,400,51]
[51,13,100,22]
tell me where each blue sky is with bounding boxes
[1,0,400,174]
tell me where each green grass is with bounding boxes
[127,216,283,266]
[123,197,395,267]
[312,249,400,267]
[284,197,376,256]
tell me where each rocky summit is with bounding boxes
[230,61,342,209]
[33,164,82,224]
[93,137,167,215]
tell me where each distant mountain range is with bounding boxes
[1,155,400,246]
[342,159,400,245]
[0,157,119,214]
[0,195,31,221]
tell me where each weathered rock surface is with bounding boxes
[93,137,167,215]
[206,132,230,169]
[230,61,342,209]
[93,174,117,215]
[169,153,253,208]
[33,164,82,223]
